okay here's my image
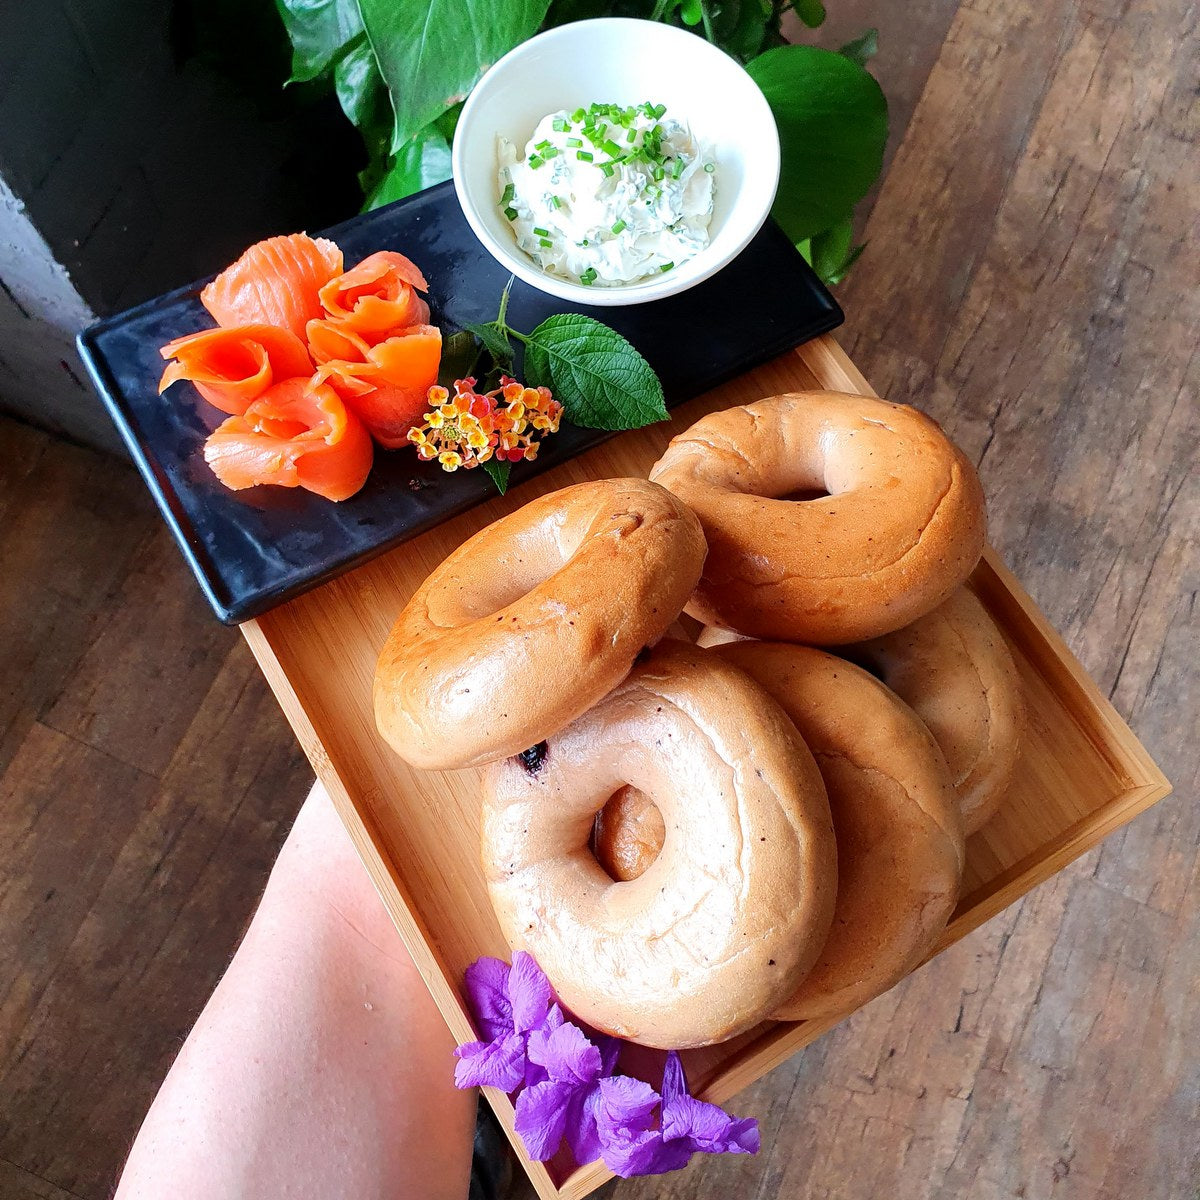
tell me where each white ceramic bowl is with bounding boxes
[452,18,780,307]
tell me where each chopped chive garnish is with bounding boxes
[529,154,544,169]
[533,226,550,236]
[611,218,627,235]
[601,139,622,158]
[571,107,586,123]
[577,150,594,162]
[503,206,518,221]
[672,157,684,179]
[660,261,674,272]
[566,137,583,148]
[541,145,558,159]
[539,237,553,248]
[580,267,598,285]
[548,195,562,210]
[626,128,637,143]
[652,165,665,181]
[652,103,667,119]
[703,162,715,173]
[552,117,568,132]
[600,162,615,177]
[501,182,515,204]
[578,238,589,246]
[535,139,552,152]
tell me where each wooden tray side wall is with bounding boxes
[243,335,1170,1200]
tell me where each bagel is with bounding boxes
[838,586,1024,834]
[374,478,706,770]
[480,642,838,1048]
[598,643,965,1022]
[649,392,987,643]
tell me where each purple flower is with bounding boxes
[453,954,758,1180]
[453,951,554,1091]
[515,1015,622,1164]
[594,1053,760,1178]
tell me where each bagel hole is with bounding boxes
[590,785,666,883]
[778,486,831,503]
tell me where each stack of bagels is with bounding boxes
[374,391,1024,1050]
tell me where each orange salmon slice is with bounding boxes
[201,233,343,341]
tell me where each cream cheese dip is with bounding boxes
[497,101,715,288]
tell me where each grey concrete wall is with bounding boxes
[0,0,355,452]
[0,176,116,452]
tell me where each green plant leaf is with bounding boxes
[362,123,453,209]
[747,45,887,242]
[807,219,867,286]
[523,314,667,431]
[793,0,826,28]
[482,460,511,494]
[838,28,879,67]
[438,330,483,389]
[465,321,514,366]
[708,0,772,61]
[273,0,364,82]
[356,0,553,151]
[335,35,392,153]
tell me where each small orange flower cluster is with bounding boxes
[407,377,563,472]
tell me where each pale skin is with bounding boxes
[114,781,477,1200]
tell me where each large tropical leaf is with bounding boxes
[356,0,553,151]
[747,45,887,242]
[273,0,364,82]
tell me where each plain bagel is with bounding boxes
[838,585,1025,835]
[598,642,965,1022]
[374,478,706,771]
[649,392,987,644]
[480,642,838,1049]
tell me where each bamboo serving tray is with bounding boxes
[242,335,1171,1200]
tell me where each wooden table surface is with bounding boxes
[1,1,1195,1198]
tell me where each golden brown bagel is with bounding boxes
[837,586,1024,835]
[598,643,965,1021]
[374,479,706,771]
[481,642,837,1049]
[649,392,987,643]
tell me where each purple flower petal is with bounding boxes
[661,1050,687,1107]
[595,1075,660,1139]
[508,951,553,1035]
[594,1033,622,1077]
[561,1084,605,1166]
[514,1079,573,1161]
[663,1094,759,1154]
[528,1021,603,1086]
[463,957,513,1041]
[453,1033,526,1092]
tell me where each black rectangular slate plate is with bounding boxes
[78,180,841,624]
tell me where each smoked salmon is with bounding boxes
[203,376,373,502]
[159,324,312,415]
[316,251,431,339]
[200,233,343,341]
[312,325,443,449]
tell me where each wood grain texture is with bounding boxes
[1,0,1196,1193]
[0,424,311,1198]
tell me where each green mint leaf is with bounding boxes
[482,460,511,494]
[747,45,887,242]
[523,314,667,432]
[838,28,879,67]
[438,330,482,390]
[465,321,514,367]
